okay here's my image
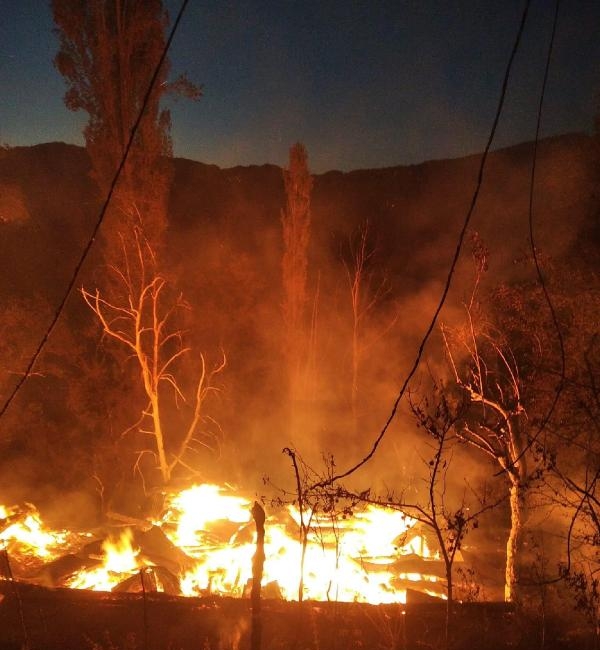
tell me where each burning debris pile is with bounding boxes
[1,484,447,604]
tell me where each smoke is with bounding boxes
[0,134,596,538]
[162,134,596,495]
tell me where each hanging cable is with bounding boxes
[501,0,563,475]
[311,0,533,489]
[0,0,191,421]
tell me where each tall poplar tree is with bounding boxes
[52,1,204,500]
[52,0,199,251]
[281,143,313,436]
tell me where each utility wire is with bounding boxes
[311,0,533,490]
[501,0,563,475]
[0,0,191,422]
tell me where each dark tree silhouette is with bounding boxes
[51,1,204,503]
[52,0,200,250]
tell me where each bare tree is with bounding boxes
[283,446,317,603]
[325,383,500,650]
[81,230,224,486]
[343,220,399,421]
[404,387,500,646]
[441,236,540,603]
[538,334,600,642]
[443,319,530,603]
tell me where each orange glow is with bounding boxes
[67,529,161,592]
[2,486,443,602]
[162,485,440,604]
[0,503,68,561]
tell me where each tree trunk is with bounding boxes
[251,502,266,650]
[351,299,359,422]
[445,560,453,650]
[505,478,523,602]
[151,394,170,484]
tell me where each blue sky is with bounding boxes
[1,1,599,172]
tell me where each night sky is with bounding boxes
[1,0,599,173]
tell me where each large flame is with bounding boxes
[66,529,146,592]
[0,504,68,561]
[161,484,440,604]
[1,485,443,603]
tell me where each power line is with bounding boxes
[0,0,191,422]
[311,0,533,490]
[503,0,563,474]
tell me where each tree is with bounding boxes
[440,237,539,603]
[443,314,532,603]
[281,143,314,435]
[438,235,600,604]
[280,447,315,603]
[0,298,53,462]
[492,259,600,624]
[0,298,113,493]
[52,0,205,499]
[343,220,399,423]
[301,382,499,650]
[81,230,224,487]
[403,384,502,647]
[52,0,200,249]
[556,461,600,642]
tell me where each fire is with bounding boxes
[1,485,444,603]
[67,529,148,592]
[162,483,251,548]
[162,485,439,604]
[0,503,68,561]
[161,484,256,597]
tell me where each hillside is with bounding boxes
[1,134,595,300]
[0,134,597,504]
